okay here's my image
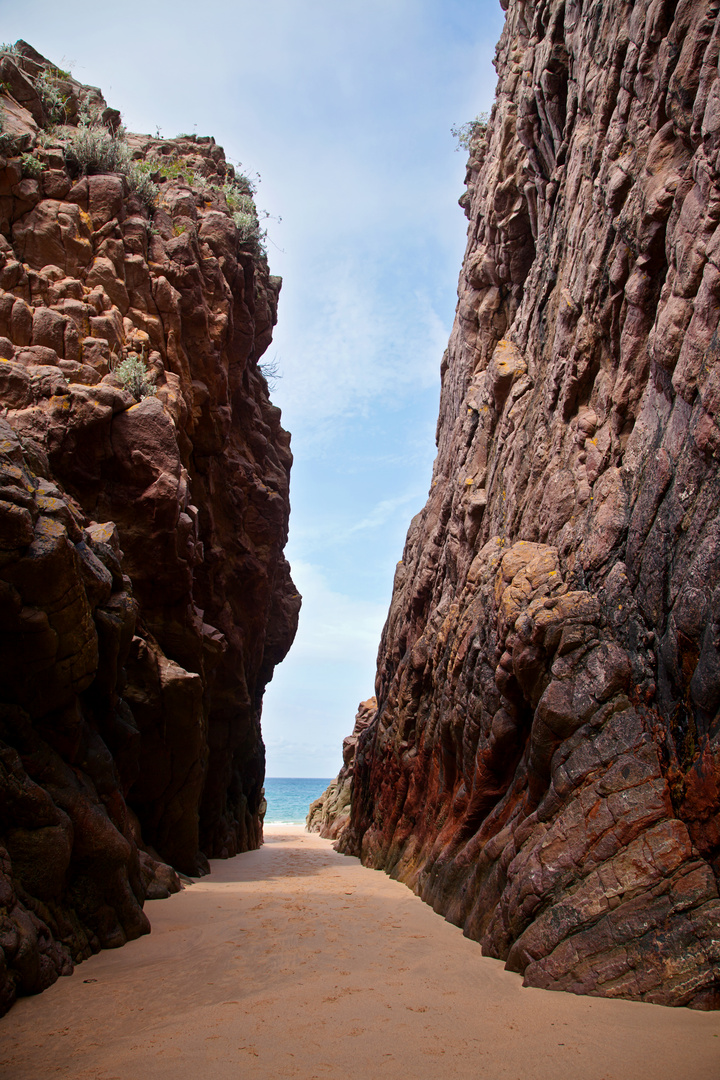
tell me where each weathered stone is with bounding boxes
[0,50,298,1014]
[31,307,66,357]
[331,0,720,1010]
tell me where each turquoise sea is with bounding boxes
[263,778,333,824]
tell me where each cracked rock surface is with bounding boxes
[322,0,720,1008]
[0,43,298,1013]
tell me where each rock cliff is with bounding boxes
[0,42,299,1013]
[324,0,720,1008]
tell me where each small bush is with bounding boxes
[224,161,257,195]
[451,111,489,151]
[233,209,266,252]
[223,183,268,255]
[190,170,214,196]
[234,171,256,195]
[46,63,71,80]
[35,128,62,148]
[0,114,18,155]
[60,122,157,210]
[64,122,133,175]
[126,161,159,209]
[222,181,255,212]
[114,354,157,400]
[75,99,105,127]
[20,152,44,177]
[35,69,71,126]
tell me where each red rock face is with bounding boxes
[0,43,298,1013]
[334,0,720,1008]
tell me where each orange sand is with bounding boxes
[0,824,718,1079]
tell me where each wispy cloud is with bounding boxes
[271,257,452,449]
[345,491,425,537]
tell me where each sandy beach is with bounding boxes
[0,825,718,1080]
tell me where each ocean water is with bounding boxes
[263,778,333,825]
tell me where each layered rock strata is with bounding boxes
[332,0,720,1008]
[0,42,298,1013]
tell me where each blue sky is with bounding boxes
[1,0,505,776]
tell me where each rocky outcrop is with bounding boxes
[307,698,376,838]
[335,0,720,1008]
[0,42,299,1013]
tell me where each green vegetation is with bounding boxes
[147,154,196,184]
[113,353,157,400]
[74,99,105,127]
[233,209,265,249]
[146,157,254,201]
[64,121,132,173]
[127,162,160,209]
[231,170,256,195]
[224,184,266,250]
[63,124,159,208]
[35,68,71,125]
[142,154,267,254]
[35,127,63,148]
[0,41,268,256]
[222,177,256,206]
[222,178,268,255]
[0,112,18,155]
[20,151,44,177]
[45,63,71,80]
[451,110,489,151]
